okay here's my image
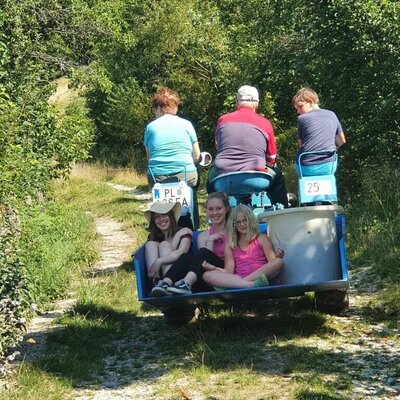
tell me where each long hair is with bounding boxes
[227,204,260,248]
[206,191,231,221]
[147,210,179,242]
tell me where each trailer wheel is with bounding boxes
[314,289,349,314]
[163,306,197,326]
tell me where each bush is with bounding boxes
[0,205,29,360]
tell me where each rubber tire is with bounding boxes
[163,306,196,326]
[314,289,349,314]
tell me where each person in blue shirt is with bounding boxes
[293,87,346,176]
[144,87,201,228]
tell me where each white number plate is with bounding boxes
[152,182,192,214]
[303,179,333,195]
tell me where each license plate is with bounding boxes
[152,182,192,214]
[302,179,334,196]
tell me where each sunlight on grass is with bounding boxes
[77,270,143,315]
[0,365,72,400]
[54,168,149,246]
[70,163,147,187]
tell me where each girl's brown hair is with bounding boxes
[147,210,179,242]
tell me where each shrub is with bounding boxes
[0,205,29,360]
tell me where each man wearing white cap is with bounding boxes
[207,85,288,207]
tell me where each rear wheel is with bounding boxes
[314,289,349,314]
[163,305,198,326]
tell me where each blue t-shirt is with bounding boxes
[144,114,198,175]
[296,108,342,165]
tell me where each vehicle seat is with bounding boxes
[297,150,338,205]
[212,170,274,197]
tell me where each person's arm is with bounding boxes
[171,228,192,250]
[192,141,201,164]
[202,243,234,273]
[265,122,277,168]
[335,131,346,149]
[297,139,302,149]
[154,236,192,269]
[259,233,277,261]
[197,231,211,250]
[199,230,225,251]
[222,244,235,273]
[145,146,150,161]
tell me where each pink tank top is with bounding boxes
[232,237,267,278]
[209,226,227,260]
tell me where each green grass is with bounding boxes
[19,200,98,309]
[346,164,400,313]
[0,365,73,400]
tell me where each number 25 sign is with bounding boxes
[303,179,333,195]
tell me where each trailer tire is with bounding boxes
[314,289,349,314]
[163,306,197,326]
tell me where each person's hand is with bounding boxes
[202,260,217,271]
[148,259,162,280]
[177,228,193,238]
[275,248,285,259]
[209,231,224,242]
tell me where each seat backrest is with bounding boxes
[212,171,274,197]
[297,150,337,177]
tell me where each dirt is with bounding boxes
[1,184,400,399]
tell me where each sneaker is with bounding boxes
[253,274,269,287]
[167,279,192,295]
[151,280,172,297]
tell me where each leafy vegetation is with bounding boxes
[0,206,28,361]
[0,0,96,356]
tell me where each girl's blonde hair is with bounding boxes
[227,204,260,248]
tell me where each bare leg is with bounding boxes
[243,258,283,282]
[203,258,283,289]
[203,270,254,288]
[145,241,159,275]
[159,240,174,278]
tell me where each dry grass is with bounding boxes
[70,163,147,187]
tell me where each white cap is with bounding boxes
[237,85,259,102]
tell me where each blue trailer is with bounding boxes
[133,204,349,323]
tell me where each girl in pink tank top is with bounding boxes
[163,192,231,296]
[203,204,284,289]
